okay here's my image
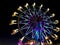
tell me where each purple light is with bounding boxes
[18,40,23,45]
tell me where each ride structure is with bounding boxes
[9,3,60,45]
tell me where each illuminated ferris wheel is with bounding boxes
[9,3,60,45]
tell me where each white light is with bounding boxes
[20,36,25,41]
[47,8,50,12]
[50,13,55,17]
[49,40,52,44]
[11,29,18,35]
[40,4,43,9]
[45,36,48,40]
[41,42,44,45]
[52,13,55,17]
[25,3,28,8]
[32,2,36,7]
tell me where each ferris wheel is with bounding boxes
[9,3,60,45]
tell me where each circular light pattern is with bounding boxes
[10,3,60,45]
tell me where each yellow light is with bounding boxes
[49,40,52,44]
[12,12,18,17]
[54,27,60,32]
[11,29,18,35]
[54,34,58,40]
[44,8,50,14]
[30,42,33,45]
[47,40,49,44]
[24,3,28,8]
[32,2,36,7]
[51,34,58,40]
[52,13,55,17]
[9,20,17,25]
[47,8,50,12]
[53,20,59,24]
[17,6,23,12]
[45,36,48,40]
[50,13,55,17]
[39,4,43,9]
[56,27,60,32]
[47,40,53,45]
[20,36,25,41]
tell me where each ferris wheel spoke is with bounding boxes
[25,15,30,18]
[44,27,53,36]
[19,21,28,25]
[20,25,28,30]
[25,27,32,36]
[44,24,54,30]
[39,30,45,42]
[32,30,35,39]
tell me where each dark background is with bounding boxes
[0,0,60,45]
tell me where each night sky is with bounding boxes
[0,0,60,45]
